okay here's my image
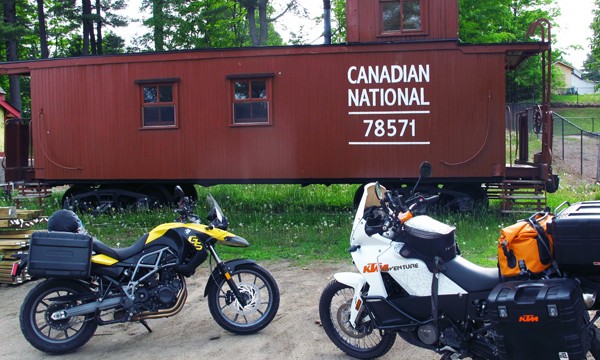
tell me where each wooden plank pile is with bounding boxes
[0,207,47,285]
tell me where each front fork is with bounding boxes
[334,272,367,328]
[206,243,248,307]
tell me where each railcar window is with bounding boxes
[381,0,423,33]
[231,79,271,125]
[141,83,177,128]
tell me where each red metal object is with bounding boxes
[0,0,555,207]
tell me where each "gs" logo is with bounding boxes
[188,236,204,250]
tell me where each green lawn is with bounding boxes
[552,93,600,105]
[553,107,600,133]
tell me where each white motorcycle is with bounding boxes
[319,162,600,360]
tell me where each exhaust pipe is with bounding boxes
[51,297,122,320]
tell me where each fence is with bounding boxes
[552,112,600,180]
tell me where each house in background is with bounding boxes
[555,60,598,95]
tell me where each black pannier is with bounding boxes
[549,201,600,273]
[400,215,457,262]
[28,231,93,278]
[487,278,592,360]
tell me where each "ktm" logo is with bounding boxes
[363,263,389,273]
[518,314,539,323]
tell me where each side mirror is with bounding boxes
[411,161,432,195]
[175,186,185,199]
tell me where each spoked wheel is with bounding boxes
[319,280,395,359]
[19,278,98,354]
[207,263,279,334]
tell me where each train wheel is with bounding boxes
[137,185,169,208]
[61,186,94,211]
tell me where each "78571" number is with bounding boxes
[363,119,416,137]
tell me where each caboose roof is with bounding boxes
[0,41,548,76]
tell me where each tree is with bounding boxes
[235,0,295,46]
[330,0,346,43]
[459,0,561,102]
[37,0,49,58]
[459,0,557,43]
[589,0,600,87]
[583,53,600,82]
[2,0,23,110]
[136,0,284,51]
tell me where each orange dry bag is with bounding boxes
[497,213,554,277]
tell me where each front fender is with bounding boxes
[203,259,257,297]
[334,272,366,328]
[334,272,366,291]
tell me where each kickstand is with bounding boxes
[139,319,152,333]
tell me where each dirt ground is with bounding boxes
[0,261,438,360]
[553,135,599,182]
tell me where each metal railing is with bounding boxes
[552,112,600,179]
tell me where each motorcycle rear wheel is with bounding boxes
[319,280,395,359]
[19,278,98,354]
[207,263,279,334]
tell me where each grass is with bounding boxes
[4,184,536,268]
[553,107,600,133]
[4,95,600,269]
[6,179,600,268]
[552,93,600,105]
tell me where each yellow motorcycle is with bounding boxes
[13,187,279,354]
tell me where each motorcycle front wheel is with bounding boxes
[319,280,395,359]
[19,278,98,354]
[207,263,279,334]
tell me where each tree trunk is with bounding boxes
[37,0,49,58]
[245,3,258,46]
[95,0,103,54]
[153,0,165,51]
[258,0,268,45]
[82,0,92,55]
[3,0,22,111]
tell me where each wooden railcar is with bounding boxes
[0,0,556,210]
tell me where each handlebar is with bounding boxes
[408,194,440,212]
[367,190,439,236]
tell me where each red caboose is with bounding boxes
[0,0,556,211]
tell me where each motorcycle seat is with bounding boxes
[93,234,149,261]
[443,256,500,292]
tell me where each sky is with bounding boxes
[553,0,595,69]
[118,0,596,69]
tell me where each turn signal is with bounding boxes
[355,298,362,310]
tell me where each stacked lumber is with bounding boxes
[0,206,47,285]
